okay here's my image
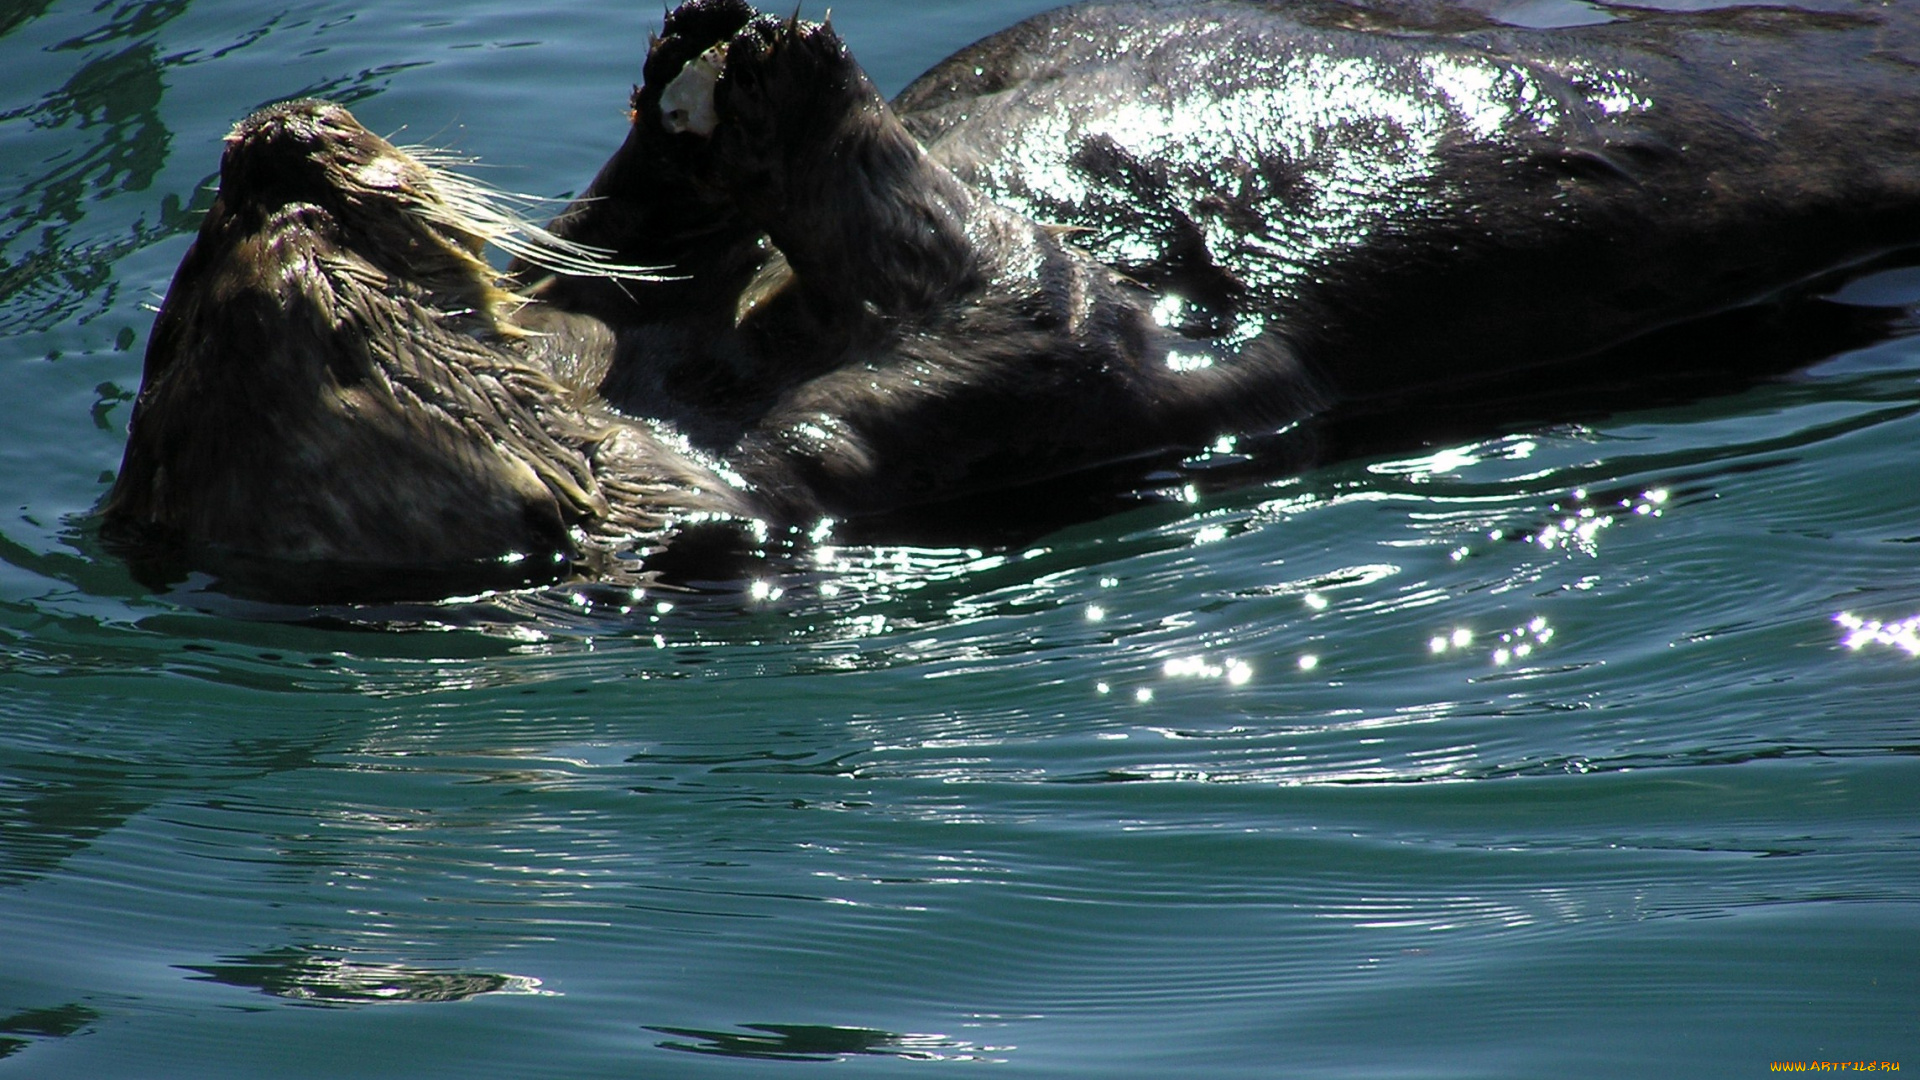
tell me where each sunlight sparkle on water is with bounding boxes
[1835,612,1920,656]
[1432,619,1550,665]
[1493,617,1553,666]
[1533,510,1610,552]
[1163,655,1254,685]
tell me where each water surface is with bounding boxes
[1,1,1917,1076]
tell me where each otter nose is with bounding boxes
[218,99,380,206]
[224,98,358,155]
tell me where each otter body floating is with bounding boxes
[106,0,1920,602]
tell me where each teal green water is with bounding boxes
[3,1,1918,1076]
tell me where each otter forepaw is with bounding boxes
[702,15,868,212]
[717,14,858,122]
[656,13,829,144]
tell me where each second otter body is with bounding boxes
[899,0,1920,402]
[106,0,1920,600]
[528,0,1920,520]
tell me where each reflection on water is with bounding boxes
[49,0,189,49]
[0,4,55,41]
[0,1003,97,1060]
[649,1022,1008,1063]
[182,946,540,1006]
[0,31,188,334]
[0,762,149,887]
[0,0,1918,1074]
[0,1,445,344]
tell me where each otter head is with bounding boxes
[103,100,631,599]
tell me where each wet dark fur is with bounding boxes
[529,0,1920,510]
[103,101,745,600]
[106,1,1920,601]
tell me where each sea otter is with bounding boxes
[99,101,753,600]
[104,0,1920,602]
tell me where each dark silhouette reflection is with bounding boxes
[0,706,342,887]
[649,1022,1002,1062]
[0,763,149,887]
[0,0,415,339]
[0,1003,98,1060]
[51,0,189,51]
[182,947,532,1007]
[0,3,198,335]
[0,3,56,42]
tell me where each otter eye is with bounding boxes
[660,42,727,136]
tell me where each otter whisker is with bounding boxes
[402,149,677,282]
